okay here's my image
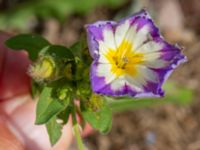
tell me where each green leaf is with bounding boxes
[5,34,50,61]
[70,38,87,59]
[107,82,194,112]
[31,80,43,98]
[70,38,92,65]
[82,99,112,134]
[57,106,71,124]
[46,116,62,146]
[45,45,74,60]
[35,87,64,124]
[70,39,92,83]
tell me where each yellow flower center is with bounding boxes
[105,40,144,77]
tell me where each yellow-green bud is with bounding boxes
[29,55,56,82]
[57,86,72,105]
[58,88,69,100]
[57,86,72,100]
[87,94,103,112]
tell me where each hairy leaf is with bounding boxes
[82,99,112,134]
[5,34,50,61]
[35,87,64,124]
[46,116,62,145]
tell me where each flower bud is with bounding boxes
[28,55,56,82]
[57,86,72,105]
[87,94,103,112]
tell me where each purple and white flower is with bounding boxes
[86,10,186,97]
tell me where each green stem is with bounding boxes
[72,107,85,150]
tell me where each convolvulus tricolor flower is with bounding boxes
[86,10,186,97]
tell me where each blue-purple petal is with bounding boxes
[85,21,116,60]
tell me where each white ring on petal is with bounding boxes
[110,76,126,91]
[102,27,116,50]
[96,63,117,84]
[136,41,163,53]
[115,20,131,48]
[136,65,159,83]
[133,25,151,50]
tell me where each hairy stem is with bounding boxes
[72,107,85,150]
